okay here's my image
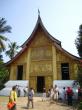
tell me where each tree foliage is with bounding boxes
[77,66,82,87]
[75,24,82,88]
[0,17,12,51]
[6,42,20,59]
[0,55,9,89]
[75,24,82,58]
[0,17,11,89]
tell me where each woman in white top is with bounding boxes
[54,85,59,101]
[42,87,46,101]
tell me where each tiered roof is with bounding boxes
[6,15,80,65]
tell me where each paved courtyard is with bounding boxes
[0,96,75,110]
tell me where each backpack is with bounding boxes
[28,91,33,100]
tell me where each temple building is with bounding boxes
[6,15,80,92]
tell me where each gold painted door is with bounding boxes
[29,77,36,92]
[45,76,52,91]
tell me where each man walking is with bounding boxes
[27,88,34,109]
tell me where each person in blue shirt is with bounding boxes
[27,88,34,109]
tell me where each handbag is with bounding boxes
[7,102,15,109]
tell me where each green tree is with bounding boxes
[77,66,82,87]
[75,24,82,88]
[0,55,9,89]
[0,17,11,89]
[75,24,82,58]
[6,42,20,59]
[0,17,11,51]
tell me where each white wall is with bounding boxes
[0,80,29,96]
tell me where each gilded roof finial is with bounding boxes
[38,9,40,17]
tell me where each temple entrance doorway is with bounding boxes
[37,76,45,92]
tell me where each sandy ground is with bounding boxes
[0,96,75,110]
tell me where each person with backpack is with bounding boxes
[27,88,34,109]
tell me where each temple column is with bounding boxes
[52,45,57,80]
[10,65,16,80]
[26,48,31,80]
[73,63,78,79]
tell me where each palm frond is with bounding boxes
[5,41,20,59]
[0,40,5,51]
[0,17,12,34]
[0,35,8,41]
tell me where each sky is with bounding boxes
[0,0,82,62]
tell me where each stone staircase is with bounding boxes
[0,80,79,99]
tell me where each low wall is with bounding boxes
[0,80,29,96]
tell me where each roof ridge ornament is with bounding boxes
[38,9,40,17]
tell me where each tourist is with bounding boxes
[27,88,34,109]
[66,87,73,106]
[42,87,46,101]
[9,86,17,110]
[50,86,54,102]
[78,87,82,102]
[47,89,51,98]
[15,85,20,97]
[54,85,59,102]
[62,87,66,103]
[23,86,28,97]
[17,86,21,97]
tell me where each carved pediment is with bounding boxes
[30,28,52,47]
[30,61,52,74]
[31,46,52,60]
